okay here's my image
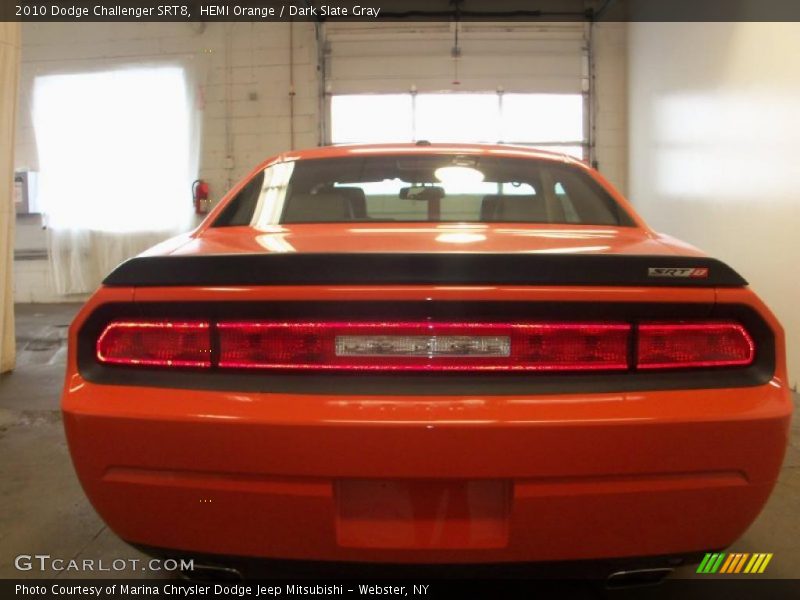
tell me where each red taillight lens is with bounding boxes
[96,321,212,368]
[637,321,755,369]
[94,318,758,373]
[217,321,631,372]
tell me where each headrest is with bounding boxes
[283,193,353,222]
[481,195,548,222]
[333,187,368,219]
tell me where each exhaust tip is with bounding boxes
[606,567,674,588]
[180,563,244,582]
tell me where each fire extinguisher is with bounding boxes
[192,179,210,215]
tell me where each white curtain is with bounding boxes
[32,60,203,295]
[0,23,21,374]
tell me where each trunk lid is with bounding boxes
[169,223,703,258]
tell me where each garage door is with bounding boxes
[324,22,589,158]
[325,22,586,94]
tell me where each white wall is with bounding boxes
[593,22,627,196]
[629,22,800,387]
[12,21,628,302]
[1,23,21,371]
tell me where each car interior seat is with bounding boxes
[480,195,549,222]
[333,187,368,219]
[283,192,353,222]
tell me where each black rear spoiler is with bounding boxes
[103,253,747,288]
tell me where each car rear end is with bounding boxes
[61,145,792,572]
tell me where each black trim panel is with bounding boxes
[77,301,774,395]
[102,253,748,287]
[132,541,708,580]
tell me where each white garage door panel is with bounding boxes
[327,25,585,94]
[330,76,582,95]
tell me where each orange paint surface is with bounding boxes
[62,144,792,563]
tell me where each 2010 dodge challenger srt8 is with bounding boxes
[62,143,791,576]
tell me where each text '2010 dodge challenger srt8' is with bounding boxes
[62,143,791,576]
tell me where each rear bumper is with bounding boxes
[62,376,791,564]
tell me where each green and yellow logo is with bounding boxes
[697,552,773,574]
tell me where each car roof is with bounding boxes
[271,142,584,165]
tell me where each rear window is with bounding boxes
[213,155,634,227]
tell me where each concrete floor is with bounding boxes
[0,303,798,581]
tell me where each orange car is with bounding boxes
[62,143,791,579]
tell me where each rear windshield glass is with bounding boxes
[213,155,635,227]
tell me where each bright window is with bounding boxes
[500,94,583,144]
[330,94,413,144]
[33,66,193,233]
[415,94,500,143]
[331,92,585,159]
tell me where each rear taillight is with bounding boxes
[216,321,631,372]
[96,321,212,368]
[637,321,755,369]
[94,318,756,373]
